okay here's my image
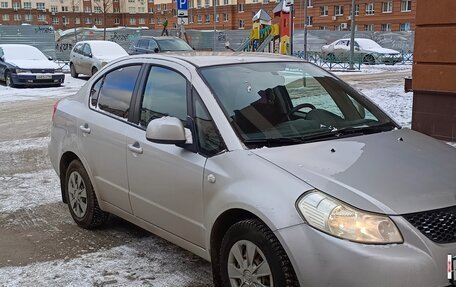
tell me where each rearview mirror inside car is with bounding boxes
[146,116,188,145]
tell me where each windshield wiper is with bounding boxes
[244,137,306,146]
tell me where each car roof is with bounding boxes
[128,51,303,68]
[76,40,121,45]
[138,36,182,40]
[0,44,36,48]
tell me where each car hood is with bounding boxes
[8,59,59,69]
[252,129,456,215]
[362,47,400,55]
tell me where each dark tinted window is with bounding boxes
[90,79,103,107]
[138,39,148,49]
[98,65,141,118]
[140,66,187,127]
[194,90,225,157]
[156,39,193,51]
[82,44,91,56]
[73,43,83,54]
[148,40,159,51]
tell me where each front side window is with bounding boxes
[95,65,141,118]
[200,62,395,147]
[139,66,187,127]
[193,90,225,157]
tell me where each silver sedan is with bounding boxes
[49,52,456,287]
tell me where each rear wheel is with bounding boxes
[70,63,78,78]
[326,53,336,62]
[64,160,108,229]
[91,67,98,77]
[5,71,14,87]
[219,219,299,287]
[363,54,375,65]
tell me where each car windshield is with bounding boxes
[3,45,47,61]
[200,62,396,147]
[156,39,193,51]
[356,39,382,49]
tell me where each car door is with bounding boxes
[125,62,207,247]
[333,40,350,59]
[78,63,143,213]
[81,43,93,75]
[71,43,83,73]
[147,39,159,53]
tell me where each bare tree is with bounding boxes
[93,0,113,40]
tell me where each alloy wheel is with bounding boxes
[67,171,88,218]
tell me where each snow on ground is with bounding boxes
[0,137,49,154]
[333,64,412,75]
[0,237,212,287]
[0,76,86,103]
[0,169,60,214]
[360,85,412,127]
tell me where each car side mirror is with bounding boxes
[146,116,191,145]
[48,56,53,61]
[88,53,92,58]
[0,56,4,61]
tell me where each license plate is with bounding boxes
[36,75,52,80]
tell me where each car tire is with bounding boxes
[64,159,109,229]
[219,219,299,287]
[326,53,336,62]
[5,71,15,88]
[70,63,78,78]
[363,54,375,65]
[91,67,98,77]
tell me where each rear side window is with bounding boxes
[73,43,83,54]
[96,65,142,118]
[138,39,148,49]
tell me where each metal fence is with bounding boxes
[0,25,56,58]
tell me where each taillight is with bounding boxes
[52,100,60,121]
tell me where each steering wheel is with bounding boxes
[287,103,316,118]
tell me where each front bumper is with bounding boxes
[275,216,456,287]
[11,73,65,86]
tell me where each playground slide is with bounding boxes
[256,34,276,52]
[236,38,251,52]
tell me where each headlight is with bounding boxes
[15,69,31,74]
[297,190,403,244]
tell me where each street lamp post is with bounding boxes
[303,0,307,59]
[213,0,216,51]
[349,0,356,69]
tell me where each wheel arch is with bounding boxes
[59,151,80,203]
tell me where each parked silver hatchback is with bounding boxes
[49,52,456,287]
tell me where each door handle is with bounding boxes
[128,142,143,154]
[79,124,91,134]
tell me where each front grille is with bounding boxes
[31,69,54,73]
[404,206,456,244]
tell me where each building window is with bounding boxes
[320,6,328,16]
[205,14,210,23]
[12,2,20,9]
[381,23,391,31]
[189,0,193,8]
[51,5,58,12]
[319,26,328,30]
[400,22,411,31]
[365,3,374,15]
[52,16,59,24]
[306,16,312,26]
[36,2,45,10]
[1,2,8,8]
[147,8,153,13]
[307,0,313,7]
[84,7,91,13]
[401,0,411,12]
[62,6,69,11]
[85,17,91,24]
[128,0,134,2]
[37,14,46,22]
[95,18,102,25]
[157,17,161,24]
[189,15,193,23]
[262,0,268,3]
[115,18,120,24]
[94,7,102,13]
[197,14,202,23]
[2,14,9,20]
[114,7,120,12]
[197,0,201,8]
[239,19,244,28]
[354,4,359,15]
[215,13,219,22]
[223,13,228,21]
[73,6,79,12]
[149,17,154,24]
[138,7,145,13]
[130,18,136,25]
[25,14,32,21]
[75,17,80,24]
[204,0,209,7]
[382,1,392,13]
[238,3,244,12]
[156,4,160,11]
[23,2,31,9]
[130,7,136,13]
[14,14,20,21]
[139,18,145,24]
[334,5,343,16]
[163,3,167,10]
[364,24,374,31]
[334,24,341,31]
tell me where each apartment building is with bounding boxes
[0,0,415,31]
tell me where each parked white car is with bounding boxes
[70,40,128,78]
[321,38,401,64]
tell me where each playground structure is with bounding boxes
[237,1,291,54]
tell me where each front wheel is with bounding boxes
[5,71,15,87]
[219,219,299,287]
[363,54,375,65]
[64,160,109,229]
[70,63,78,78]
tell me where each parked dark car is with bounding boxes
[128,36,193,55]
[0,44,64,87]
